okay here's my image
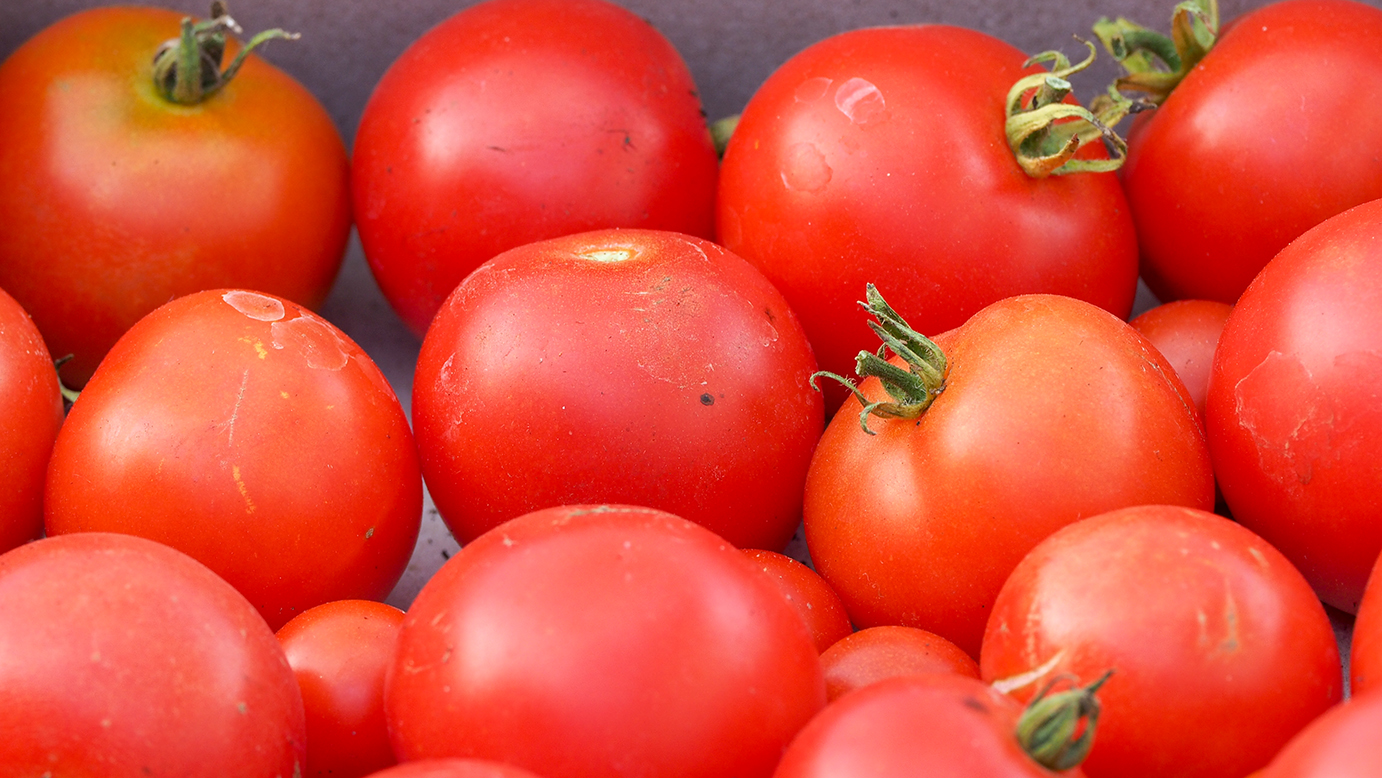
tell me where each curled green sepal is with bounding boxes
[1093,0,1218,105]
[710,114,740,159]
[1016,670,1114,772]
[1004,39,1131,178]
[809,284,947,436]
[52,354,81,407]
[152,1,300,105]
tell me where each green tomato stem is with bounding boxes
[1016,670,1114,771]
[152,1,299,106]
[1092,0,1219,105]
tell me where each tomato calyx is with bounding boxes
[1004,39,1135,178]
[1015,670,1113,771]
[1091,0,1218,106]
[152,1,300,105]
[710,114,740,159]
[810,284,947,436]
[52,354,81,408]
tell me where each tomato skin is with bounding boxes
[364,760,546,778]
[1123,0,1382,304]
[0,532,305,777]
[45,290,422,629]
[412,229,823,550]
[1205,199,1382,612]
[804,294,1213,656]
[0,7,350,387]
[819,626,979,702]
[1128,299,1233,424]
[772,673,1081,778]
[278,600,406,778]
[717,24,1138,410]
[0,287,63,553]
[744,549,854,653]
[386,504,826,778]
[1350,553,1382,696]
[1257,691,1382,778]
[353,0,718,336]
[980,505,1341,778]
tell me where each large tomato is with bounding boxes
[1122,0,1382,303]
[1205,198,1382,612]
[1257,690,1382,778]
[1350,552,1382,696]
[353,0,719,336]
[804,292,1213,656]
[0,6,350,387]
[717,24,1138,410]
[0,532,305,776]
[386,504,825,778]
[412,228,823,550]
[980,505,1341,778]
[45,290,422,629]
[0,286,63,554]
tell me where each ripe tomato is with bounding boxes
[278,600,406,778]
[364,761,546,778]
[412,229,823,550]
[744,549,854,653]
[1205,198,1382,612]
[717,24,1138,411]
[0,286,63,553]
[1122,0,1382,303]
[386,504,826,778]
[1128,299,1233,424]
[1257,691,1382,778]
[0,6,350,387]
[773,673,1097,778]
[353,0,719,336]
[820,626,979,702]
[980,505,1341,778]
[45,290,422,629]
[1351,552,1382,696]
[0,532,305,776]
[805,292,1213,656]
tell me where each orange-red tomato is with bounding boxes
[278,600,406,778]
[364,760,547,778]
[0,7,350,387]
[0,286,63,553]
[1128,299,1233,423]
[1257,690,1382,778]
[743,549,853,653]
[1350,552,1382,696]
[820,626,978,702]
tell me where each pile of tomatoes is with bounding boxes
[1,0,1381,775]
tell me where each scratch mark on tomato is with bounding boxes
[222,291,285,322]
[220,369,249,447]
[232,465,255,514]
[990,650,1066,694]
[1234,350,1335,491]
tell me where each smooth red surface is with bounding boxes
[1123,0,1382,304]
[45,290,422,629]
[772,673,1080,778]
[1129,299,1233,423]
[980,505,1342,778]
[1206,199,1382,612]
[353,0,718,336]
[804,294,1214,656]
[386,505,826,778]
[365,760,547,778]
[0,287,63,553]
[412,229,823,550]
[717,24,1137,411]
[0,533,305,777]
[278,600,406,778]
[820,626,978,702]
[744,549,854,653]
[1259,692,1382,778]
[1351,553,1382,696]
[0,7,349,386]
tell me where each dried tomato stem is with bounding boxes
[1093,0,1219,105]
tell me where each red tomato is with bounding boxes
[980,505,1341,778]
[0,6,350,387]
[1257,691,1382,778]
[45,290,422,629]
[1352,552,1382,695]
[772,673,1093,778]
[1205,198,1382,612]
[0,286,63,553]
[365,760,546,778]
[0,532,305,776]
[744,549,854,653]
[805,292,1213,656]
[353,0,719,336]
[717,24,1138,411]
[386,504,825,778]
[1123,0,1382,303]
[412,229,823,550]
[1128,299,1233,423]
[278,600,406,778]
[819,626,979,702]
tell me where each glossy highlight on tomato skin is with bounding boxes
[0,6,351,387]
[717,24,1138,412]
[353,0,719,337]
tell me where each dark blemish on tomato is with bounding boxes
[487,146,509,152]
[700,393,714,406]
[962,696,988,713]
[764,307,776,322]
